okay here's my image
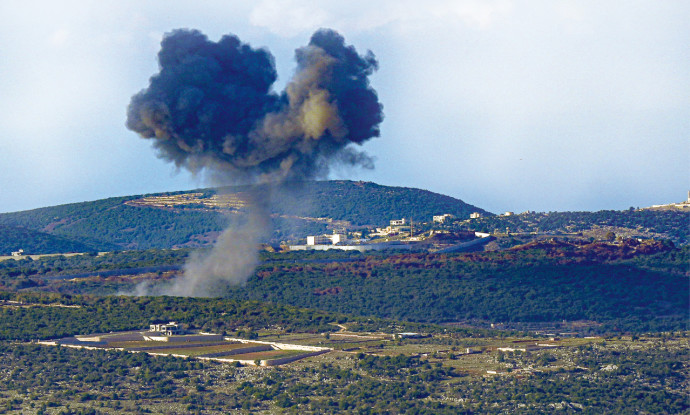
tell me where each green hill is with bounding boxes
[461,209,689,246]
[0,181,488,254]
[2,180,686,255]
[0,224,98,256]
[265,180,488,225]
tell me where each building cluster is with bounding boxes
[149,322,183,336]
[305,218,418,245]
[649,191,690,210]
[370,218,411,237]
[433,214,455,223]
[292,210,500,252]
[307,232,348,246]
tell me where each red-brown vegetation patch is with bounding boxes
[509,238,671,262]
[313,286,342,296]
[172,231,221,248]
[42,218,71,232]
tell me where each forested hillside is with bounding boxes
[222,244,688,333]
[1,180,686,255]
[462,209,689,245]
[0,292,348,341]
[0,224,98,256]
[263,180,488,225]
[4,242,685,334]
[0,181,487,253]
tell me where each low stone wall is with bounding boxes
[128,342,229,352]
[39,334,332,367]
[262,350,330,366]
[288,244,375,252]
[199,357,260,366]
[288,242,417,252]
[143,334,223,342]
[224,337,331,352]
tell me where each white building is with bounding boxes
[390,219,406,226]
[470,212,482,219]
[307,235,330,245]
[307,232,347,246]
[433,214,455,223]
[149,322,182,336]
[330,233,347,244]
[11,249,24,257]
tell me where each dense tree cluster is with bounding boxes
[223,247,689,333]
[0,224,95,256]
[1,246,686,335]
[262,180,488,226]
[0,249,193,291]
[463,209,689,245]
[0,292,347,341]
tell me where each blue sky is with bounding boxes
[0,0,688,214]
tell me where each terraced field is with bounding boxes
[46,330,330,366]
[144,343,270,357]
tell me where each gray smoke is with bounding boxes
[126,28,383,296]
[171,208,267,297]
[127,28,382,182]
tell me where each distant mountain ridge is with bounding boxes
[0,181,488,254]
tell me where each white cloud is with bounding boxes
[249,0,331,37]
[48,28,71,47]
[430,0,513,27]
[248,0,517,37]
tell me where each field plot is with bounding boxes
[43,329,330,366]
[146,342,273,357]
[225,349,306,360]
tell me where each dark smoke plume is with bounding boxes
[126,28,383,296]
[127,28,383,182]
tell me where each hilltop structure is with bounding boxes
[648,191,690,210]
[149,322,183,336]
[433,214,455,223]
[307,231,348,246]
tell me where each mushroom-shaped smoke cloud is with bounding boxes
[127,28,383,182]
[126,28,383,297]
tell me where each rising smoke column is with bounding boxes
[126,28,383,296]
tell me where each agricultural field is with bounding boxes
[44,329,329,367]
[2,328,686,414]
[0,291,686,413]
